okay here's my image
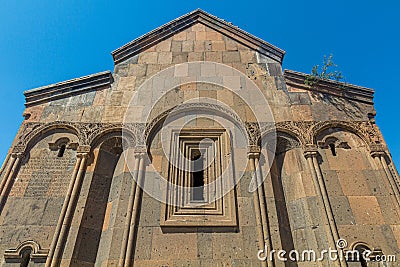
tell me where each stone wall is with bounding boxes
[0,11,398,267]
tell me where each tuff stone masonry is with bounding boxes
[0,9,399,267]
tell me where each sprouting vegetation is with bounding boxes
[305,54,346,88]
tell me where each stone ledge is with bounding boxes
[24,71,113,107]
[284,69,374,105]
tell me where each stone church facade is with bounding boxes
[0,9,399,267]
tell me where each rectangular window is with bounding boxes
[160,128,237,228]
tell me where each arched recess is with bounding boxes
[262,132,298,265]
[70,131,134,266]
[144,101,250,149]
[261,130,331,265]
[22,122,80,154]
[315,127,400,256]
[0,126,79,259]
[346,242,379,266]
[135,98,253,261]
[310,121,373,148]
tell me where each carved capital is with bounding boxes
[245,122,261,147]
[303,144,319,159]
[77,145,91,154]
[134,146,147,158]
[11,145,26,156]
[247,145,260,159]
[370,143,387,158]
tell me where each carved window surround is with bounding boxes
[160,128,237,228]
[4,240,48,263]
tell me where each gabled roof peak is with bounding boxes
[111,9,285,64]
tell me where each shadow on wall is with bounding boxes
[72,139,122,265]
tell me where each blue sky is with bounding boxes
[0,1,399,168]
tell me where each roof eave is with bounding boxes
[284,69,375,105]
[24,71,113,107]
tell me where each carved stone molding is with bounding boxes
[274,121,314,145]
[273,120,382,149]
[247,145,261,158]
[303,144,319,159]
[245,122,261,147]
[310,120,382,146]
[275,132,301,154]
[317,136,350,150]
[144,102,247,145]
[11,120,384,157]
[4,240,48,262]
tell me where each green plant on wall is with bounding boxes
[305,54,346,87]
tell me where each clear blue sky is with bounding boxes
[0,1,399,169]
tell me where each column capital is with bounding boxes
[370,144,387,158]
[77,145,91,158]
[134,146,147,158]
[77,145,91,153]
[11,153,25,159]
[11,145,25,157]
[303,144,319,159]
[247,145,260,159]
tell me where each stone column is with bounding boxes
[371,146,400,209]
[118,151,140,267]
[47,145,90,267]
[304,145,346,267]
[45,155,82,267]
[255,156,274,265]
[0,153,23,210]
[124,148,146,267]
[0,152,11,177]
[248,146,270,267]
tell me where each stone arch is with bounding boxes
[144,102,249,148]
[275,132,301,154]
[350,241,372,251]
[260,127,301,154]
[310,121,373,148]
[265,131,304,265]
[348,242,375,265]
[89,127,136,151]
[72,134,126,265]
[12,122,80,156]
[4,240,48,263]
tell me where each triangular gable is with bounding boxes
[111,9,285,64]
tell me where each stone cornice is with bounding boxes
[24,71,113,107]
[284,69,375,105]
[111,9,286,64]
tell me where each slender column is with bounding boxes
[255,157,273,266]
[45,156,83,267]
[304,146,345,267]
[118,154,140,267]
[0,154,17,198]
[124,150,146,267]
[50,147,90,267]
[0,154,22,209]
[381,156,400,192]
[0,152,11,177]
[371,150,400,208]
[248,147,267,267]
